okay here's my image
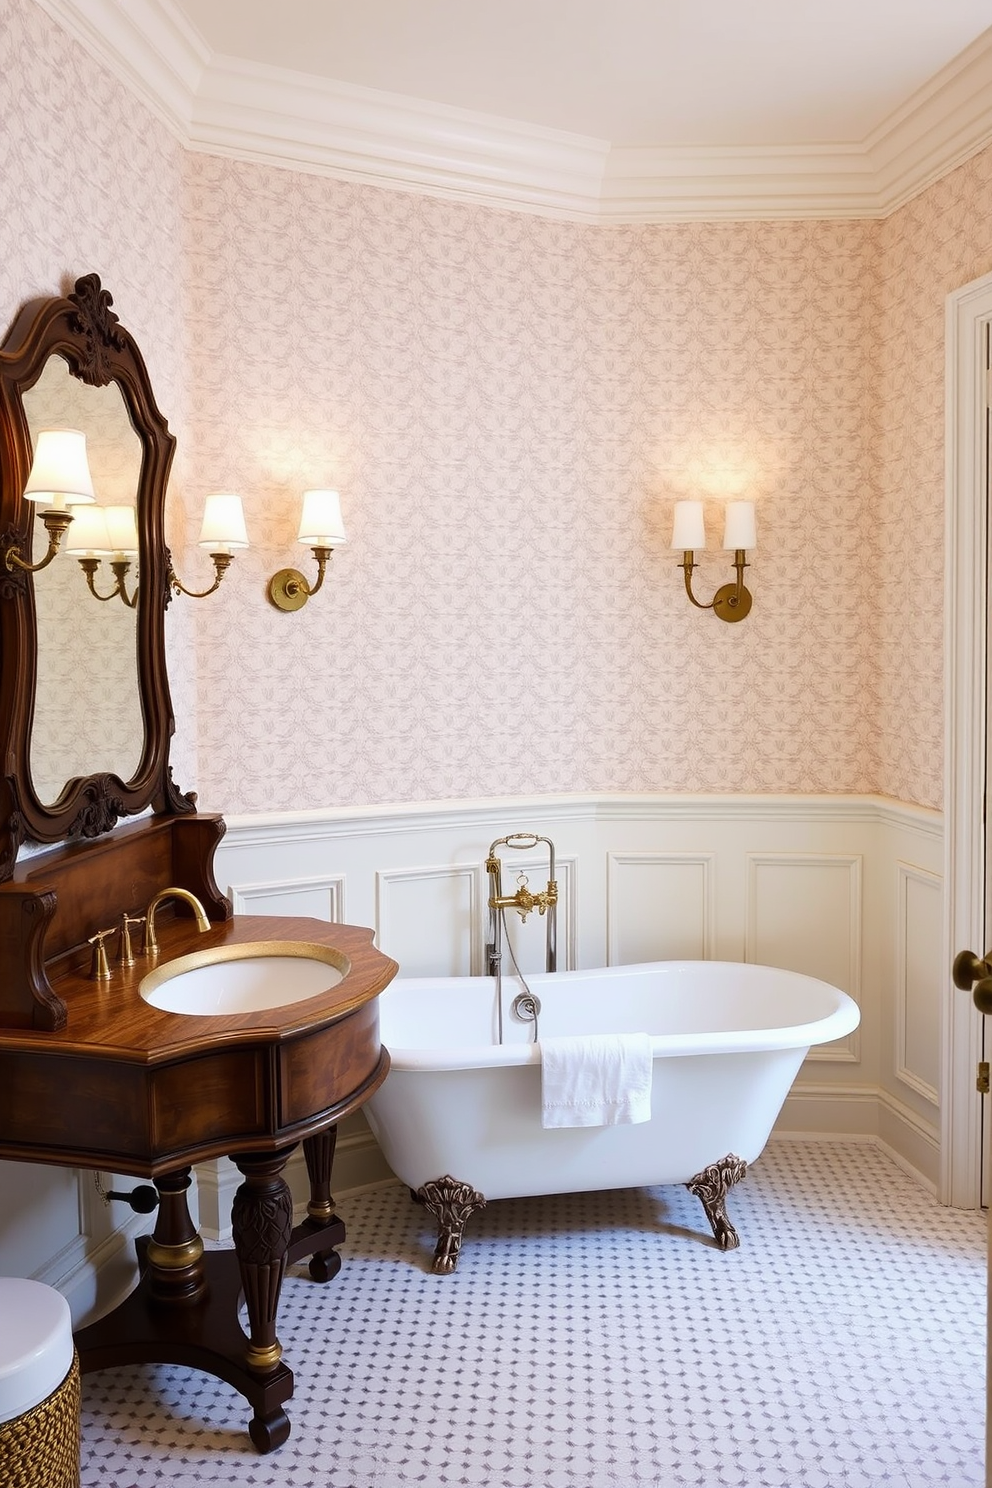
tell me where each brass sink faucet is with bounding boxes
[144,887,210,956]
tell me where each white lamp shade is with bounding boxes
[198,492,249,552]
[297,489,347,547]
[671,500,706,550]
[23,429,96,508]
[104,504,139,555]
[65,504,112,556]
[722,500,757,550]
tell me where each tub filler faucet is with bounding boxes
[485,832,557,1044]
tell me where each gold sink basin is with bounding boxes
[139,941,350,1016]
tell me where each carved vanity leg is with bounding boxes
[232,1151,295,1452]
[414,1175,486,1274]
[301,1128,343,1282]
[144,1167,206,1305]
[686,1154,749,1250]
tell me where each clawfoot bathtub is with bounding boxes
[363,960,860,1272]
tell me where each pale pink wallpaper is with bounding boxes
[874,147,992,808]
[182,161,881,813]
[5,0,992,820]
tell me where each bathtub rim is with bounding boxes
[378,958,861,1073]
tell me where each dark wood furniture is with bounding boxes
[0,278,398,1451]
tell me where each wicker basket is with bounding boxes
[0,1349,80,1488]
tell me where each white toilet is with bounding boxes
[0,1278,79,1488]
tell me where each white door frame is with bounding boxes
[944,268,992,1209]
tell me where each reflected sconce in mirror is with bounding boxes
[168,492,249,599]
[67,503,139,607]
[672,499,756,623]
[4,427,96,575]
[268,489,347,612]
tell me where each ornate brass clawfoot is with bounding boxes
[414,1175,486,1274]
[686,1153,749,1249]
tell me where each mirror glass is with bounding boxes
[22,355,144,804]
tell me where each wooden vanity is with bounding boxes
[0,277,398,1451]
[0,814,397,1451]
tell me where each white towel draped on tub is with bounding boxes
[540,1033,653,1128]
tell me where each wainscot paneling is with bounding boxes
[0,793,946,1300]
[745,852,862,1064]
[895,862,942,1106]
[607,852,715,964]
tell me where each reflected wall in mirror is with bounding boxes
[23,355,144,803]
[0,274,194,879]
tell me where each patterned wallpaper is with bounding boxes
[5,0,992,818]
[874,149,992,807]
[182,164,881,811]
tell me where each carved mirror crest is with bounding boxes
[0,275,194,878]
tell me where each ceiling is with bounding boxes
[179,0,992,148]
[40,0,992,219]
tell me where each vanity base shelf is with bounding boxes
[74,1248,295,1453]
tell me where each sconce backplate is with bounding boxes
[712,582,752,623]
[268,567,309,612]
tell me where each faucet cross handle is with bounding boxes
[88,928,115,982]
[119,913,145,968]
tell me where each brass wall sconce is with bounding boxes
[67,503,140,607]
[3,427,96,575]
[672,500,756,623]
[268,490,347,612]
[168,493,249,599]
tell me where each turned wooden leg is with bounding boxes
[232,1151,295,1376]
[145,1167,206,1305]
[414,1175,486,1274]
[686,1153,749,1250]
[301,1129,342,1282]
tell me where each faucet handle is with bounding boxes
[88,928,114,982]
[119,913,145,968]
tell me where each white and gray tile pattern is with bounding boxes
[79,1141,986,1487]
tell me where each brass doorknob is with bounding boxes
[953,949,991,990]
[974,978,992,1017]
[953,949,992,1014]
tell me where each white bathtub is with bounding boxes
[364,960,860,1270]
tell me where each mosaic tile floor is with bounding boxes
[79,1140,986,1488]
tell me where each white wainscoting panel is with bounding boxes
[230,874,345,922]
[746,853,862,1063]
[896,862,942,1105]
[606,852,715,965]
[376,865,480,976]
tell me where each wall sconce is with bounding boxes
[268,490,347,612]
[67,503,140,607]
[168,493,249,599]
[672,499,756,623]
[4,428,96,575]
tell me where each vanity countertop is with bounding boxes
[0,913,397,1175]
[0,913,396,1058]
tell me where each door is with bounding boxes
[948,272,992,1488]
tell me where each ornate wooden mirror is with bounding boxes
[0,274,194,880]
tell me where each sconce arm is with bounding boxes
[679,548,753,624]
[78,556,137,607]
[4,510,74,576]
[169,551,232,599]
[267,546,334,611]
[680,550,715,610]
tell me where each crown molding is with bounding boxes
[34,0,992,220]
